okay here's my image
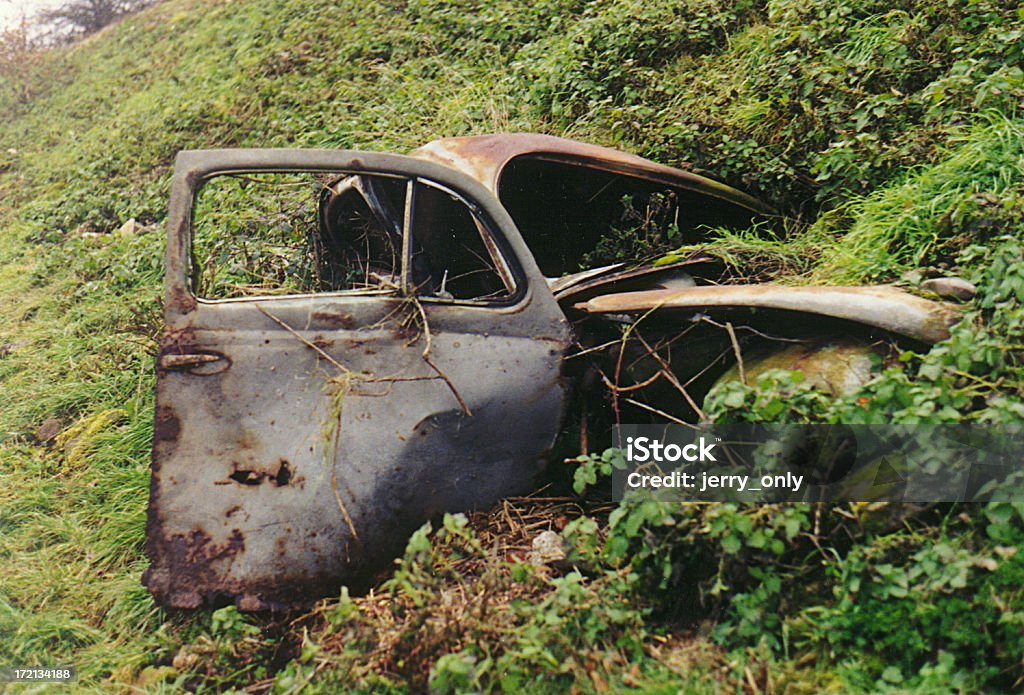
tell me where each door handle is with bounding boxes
[160,353,226,370]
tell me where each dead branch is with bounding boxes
[332,464,361,544]
[567,337,629,361]
[410,297,473,417]
[698,314,806,344]
[724,321,746,386]
[622,398,693,427]
[598,369,663,394]
[254,303,352,374]
[609,302,672,422]
[635,334,708,421]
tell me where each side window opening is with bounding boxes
[408,181,515,302]
[190,172,515,303]
[316,175,407,293]
[193,171,408,299]
[192,173,323,299]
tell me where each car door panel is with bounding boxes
[145,151,570,609]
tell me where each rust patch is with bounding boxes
[142,527,245,608]
[157,325,198,361]
[153,405,180,443]
[312,310,356,329]
[228,459,297,487]
[165,284,197,313]
[391,325,418,341]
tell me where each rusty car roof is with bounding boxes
[409,133,774,216]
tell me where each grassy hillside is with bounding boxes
[2,0,1023,691]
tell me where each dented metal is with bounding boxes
[145,135,962,610]
[145,149,572,610]
[573,284,961,344]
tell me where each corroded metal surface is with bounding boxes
[410,133,774,216]
[574,284,962,343]
[713,340,880,394]
[145,150,571,610]
[146,141,963,611]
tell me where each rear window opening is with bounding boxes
[496,155,764,278]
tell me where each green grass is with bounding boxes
[814,111,1024,282]
[1,0,1024,690]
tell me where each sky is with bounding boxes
[0,0,62,32]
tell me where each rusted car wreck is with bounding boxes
[144,134,961,609]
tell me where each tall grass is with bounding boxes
[814,112,1024,281]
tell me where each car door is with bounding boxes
[144,149,571,610]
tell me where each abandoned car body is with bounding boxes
[144,135,961,609]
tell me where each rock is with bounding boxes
[118,218,141,237]
[920,277,977,301]
[34,418,64,445]
[900,268,925,285]
[528,530,567,567]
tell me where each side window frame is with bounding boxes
[164,150,548,323]
[402,177,521,306]
[186,170,524,307]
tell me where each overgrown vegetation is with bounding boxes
[2,0,1024,691]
